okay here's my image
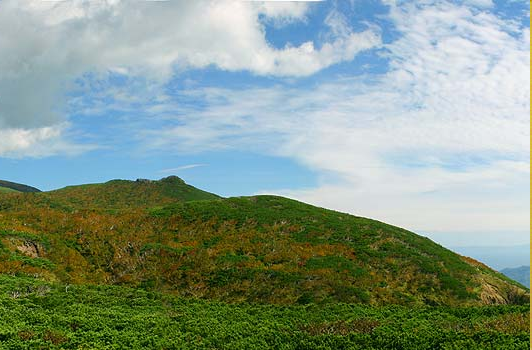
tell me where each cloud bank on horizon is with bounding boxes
[0,0,529,244]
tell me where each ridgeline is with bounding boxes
[0,176,527,306]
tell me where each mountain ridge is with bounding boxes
[0,176,527,306]
[42,175,221,210]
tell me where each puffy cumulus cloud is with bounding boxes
[142,1,529,236]
[0,0,380,157]
[256,1,310,24]
[0,125,95,158]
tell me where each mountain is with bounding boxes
[501,266,530,288]
[0,176,527,306]
[451,245,530,270]
[0,179,40,193]
[45,175,220,210]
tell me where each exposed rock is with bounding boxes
[135,178,152,183]
[16,240,42,258]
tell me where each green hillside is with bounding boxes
[0,274,528,349]
[0,186,18,194]
[0,177,527,306]
[44,176,220,210]
[0,180,40,193]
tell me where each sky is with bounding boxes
[0,0,529,249]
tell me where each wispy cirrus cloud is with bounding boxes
[138,1,529,236]
[158,164,208,174]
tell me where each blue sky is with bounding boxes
[0,0,529,249]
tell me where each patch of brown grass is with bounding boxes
[480,313,530,334]
[17,330,34,341]
[43,330,68,345]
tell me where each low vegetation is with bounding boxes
[0,274,528,349]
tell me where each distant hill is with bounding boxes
[0,179,40,193]
[0,176,527,306]
[501,266,530,288]
[44,175,220,210]
[451,245,529,270]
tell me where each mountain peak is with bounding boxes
[159,175,186,184]
[46,175,220,210]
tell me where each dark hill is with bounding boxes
[0,177,527,306]
[501,266,530,288]
[0,179,40,193]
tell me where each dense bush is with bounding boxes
[0,275,528,349]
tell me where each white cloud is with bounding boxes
[159,164,208,173]
[0,0,380,158]
[0,125,95,158]
[142,1,529,239]
[0,0,528,244]
[257,1,310,25]
[462,0,494,9]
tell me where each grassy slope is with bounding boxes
[0,274,528,350]
[45,176,220,210]
[0,187,18,194]
[0,187,527,306]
